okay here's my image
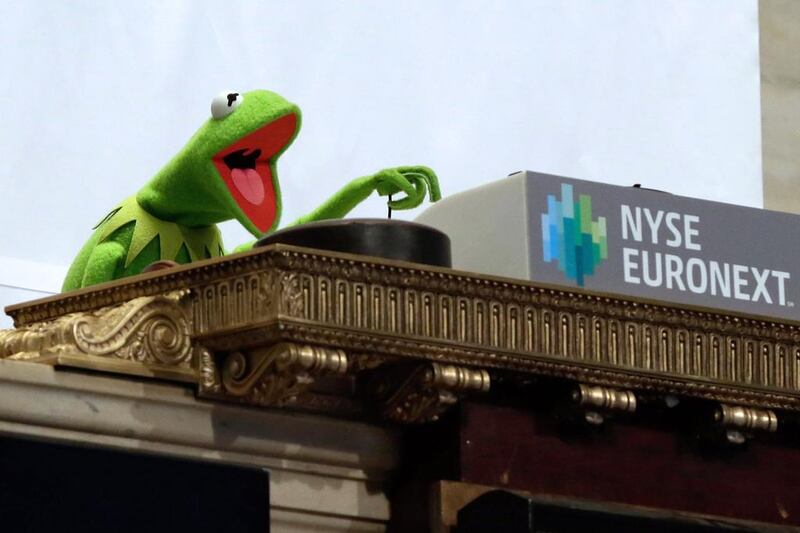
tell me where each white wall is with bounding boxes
[0,257,64,327]
[0,287,53,328]
[0,0,761,326]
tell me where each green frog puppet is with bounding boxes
[62,89,440,291]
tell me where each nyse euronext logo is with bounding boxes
[541,183,608,286]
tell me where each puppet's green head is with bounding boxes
[137,89,302,237]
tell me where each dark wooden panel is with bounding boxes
[459,402,800,526]
[434,481,785,533]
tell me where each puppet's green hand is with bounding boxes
[233,241,255,253]
[370,166,441,210]
[289,166,442,227]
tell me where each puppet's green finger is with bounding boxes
[399,167,440,202]
[401,171,439,203]
[375,169,416,197]
[426,173,441,201]
[388,178,427,210]
[387,194,422,210]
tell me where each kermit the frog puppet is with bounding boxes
[62,89,440,291]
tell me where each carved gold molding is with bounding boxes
[714,403,778,444]
[715,404,778,433]
[574,384,637,413]
[572,384,637,426]
[370,363,490,423]
[5,245,800,421]
[0,290,196,381]
[204,342,348,407]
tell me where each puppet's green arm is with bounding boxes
[289,174,377,226]
[79,241,127,288]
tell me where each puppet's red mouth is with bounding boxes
[212,113,298,233]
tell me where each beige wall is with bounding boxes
[761,0,800,213]
[0,360,399,532]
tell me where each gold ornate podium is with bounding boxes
[2,244,800,530]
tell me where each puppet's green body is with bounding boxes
[63,90,439,291]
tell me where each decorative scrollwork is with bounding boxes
[219,343,348,407]
[197,345,221,393]
[0,290,192,370]
[371,362,490,423]
[7,246,800,422]
[257,269,279,316]
[280,273,304,317]
[73,294,191,365]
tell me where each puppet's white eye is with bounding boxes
[211,91,243,119]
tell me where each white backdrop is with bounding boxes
[0,1,761,325]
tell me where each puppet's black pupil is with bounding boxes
[226,93,239,107]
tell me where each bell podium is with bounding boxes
[2,175,800,531]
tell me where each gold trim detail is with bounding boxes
[215,342,348,407]
[714,403,778,445]
[715,404,778,433]
[197,345,221,394]
[372,363,490,423]
[5,245,800,419]
[574,384,637,413]
[0,290,194,379]
[572,384,637,426]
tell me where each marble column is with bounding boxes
[761,0,800,213]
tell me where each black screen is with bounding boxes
[0,435,269,533]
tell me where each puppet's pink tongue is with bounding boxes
[231,168,265,205]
